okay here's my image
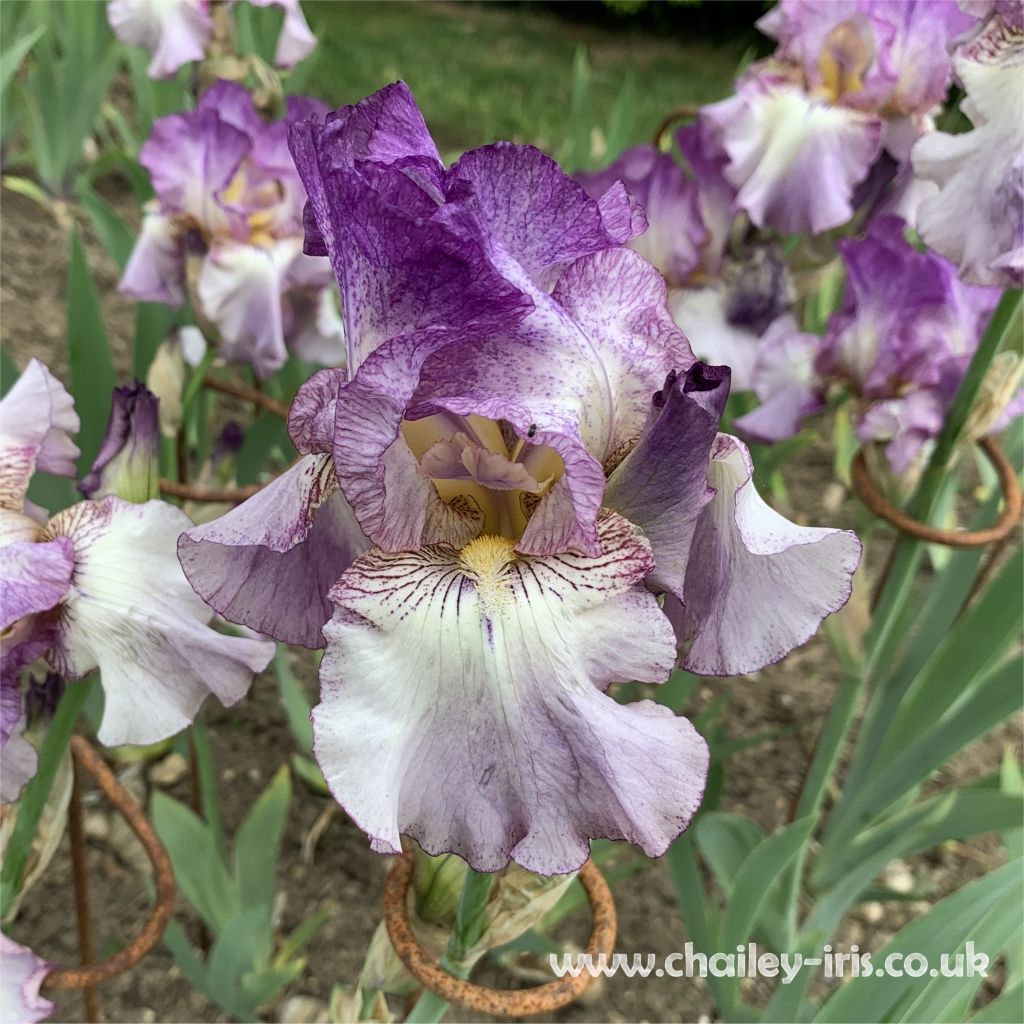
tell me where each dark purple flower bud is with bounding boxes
[79,382,161,502]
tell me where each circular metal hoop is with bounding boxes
[382,854,617,1017]
[653,104,700,148]
[43,737,175,991]
[852,436,1022,548]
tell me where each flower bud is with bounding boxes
[79,382,160,503]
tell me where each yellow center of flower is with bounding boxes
[458,534,518,612]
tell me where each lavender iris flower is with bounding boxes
[738,217,1002,472]
[179,83,860,875]
[0,362,272,803]
[700,0,979,235]
[913,4,1024,287]
[0,933,53,1024]
[107,0,316,79]
[120,82,343,378]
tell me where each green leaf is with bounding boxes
[605,70,636,160]
[0,346,18,396]
[67,227,115,476]
[654,667,698,711]
[695,812,765,896]
[969,980,1024,1023]
[719,816,815,958]
[191,717,226,856]
[162,918,211,996]
[234,765,291,917]
[151,790,238,931]
[206,906,272,1019]
[566,45,593,172]
[836,656,1023,840]
[276,905,331,965]
[290,753,329,796]
[815,859,1023,1024]
[240,961,305,1013]
[0,677,92,917]
[273,648,314,754]
[77,182,135,270]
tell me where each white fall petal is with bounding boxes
[46,497,274,746]
[313,510,709,875]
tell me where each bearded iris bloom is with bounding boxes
[120,81,343,378]
[180,83,860,874]
[0,363,273,802]
[913,4,1024,287]
[577,126,794,390]
[701,0,978,236]
[0,933,52,1024]
[737,217,1003,471]
[107,0,316,79]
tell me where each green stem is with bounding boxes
[405,866,494,1024]
[190,716,226,856]
[819,288,1022,862]
[1,676,93,917]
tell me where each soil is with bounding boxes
[2,167,1021,1024]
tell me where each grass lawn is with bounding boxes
[301,0,744,162]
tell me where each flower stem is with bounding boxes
[0,676,93,917]
[405,866,494,1024]
[820,287,1022,861]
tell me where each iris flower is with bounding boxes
[107,0,316,79]
[0,933,52,1024]
[181,83,860,874]
[701,0,977,235]
[0,363,272,802]
[120,81,343,377]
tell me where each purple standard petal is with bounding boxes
[0,933,54,1021]
[107,0,212,79]
[679,435,861,676]
[47,497,274,746]
[605,363,729,601]
[912,14,1024,287]
[0,537,74,632]
[289,118,530,373]
[198,80,263,139]
[179,454,370,647]
[313,511,708,874]
[119,207,185,306]
[406,247,694,557]
[702,74,883,235]
[79,382,160,503]
[448,142,646,289]
[0,359,80,512]
[577,144,707,286]
[140,106,251,227]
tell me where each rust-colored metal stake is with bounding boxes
[67,756,101,1022]
[44,737,175,993]
[202,376,290,420]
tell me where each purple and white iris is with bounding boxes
[0,933,53,1024]
[179,83,860,875]
[120,81,343,378]
[107,0,316,79]
[738,217,1002,472]
[577,125,793,389]
[912,4,1024,287]
[701,0,978,235]
[0,362,272,803]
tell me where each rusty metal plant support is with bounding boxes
[43,737,175,1012]
[653,104,700,148]
[202,375,290,420]
[383,853,617,1018]
[852,436,1022,549]
[159,477,267,503]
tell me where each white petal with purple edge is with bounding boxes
[107,0,212,79]
[119,207,185,306]
[1,720,38,805]
[681,435,861,676]
[0,360,80,512]
[703,77,883,235]
[0,933,53,1022]
[197,240,299,378]
[179,455,370,648]
[46,498,274,747]
[313,511,708,874]
[248,0,317,68]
